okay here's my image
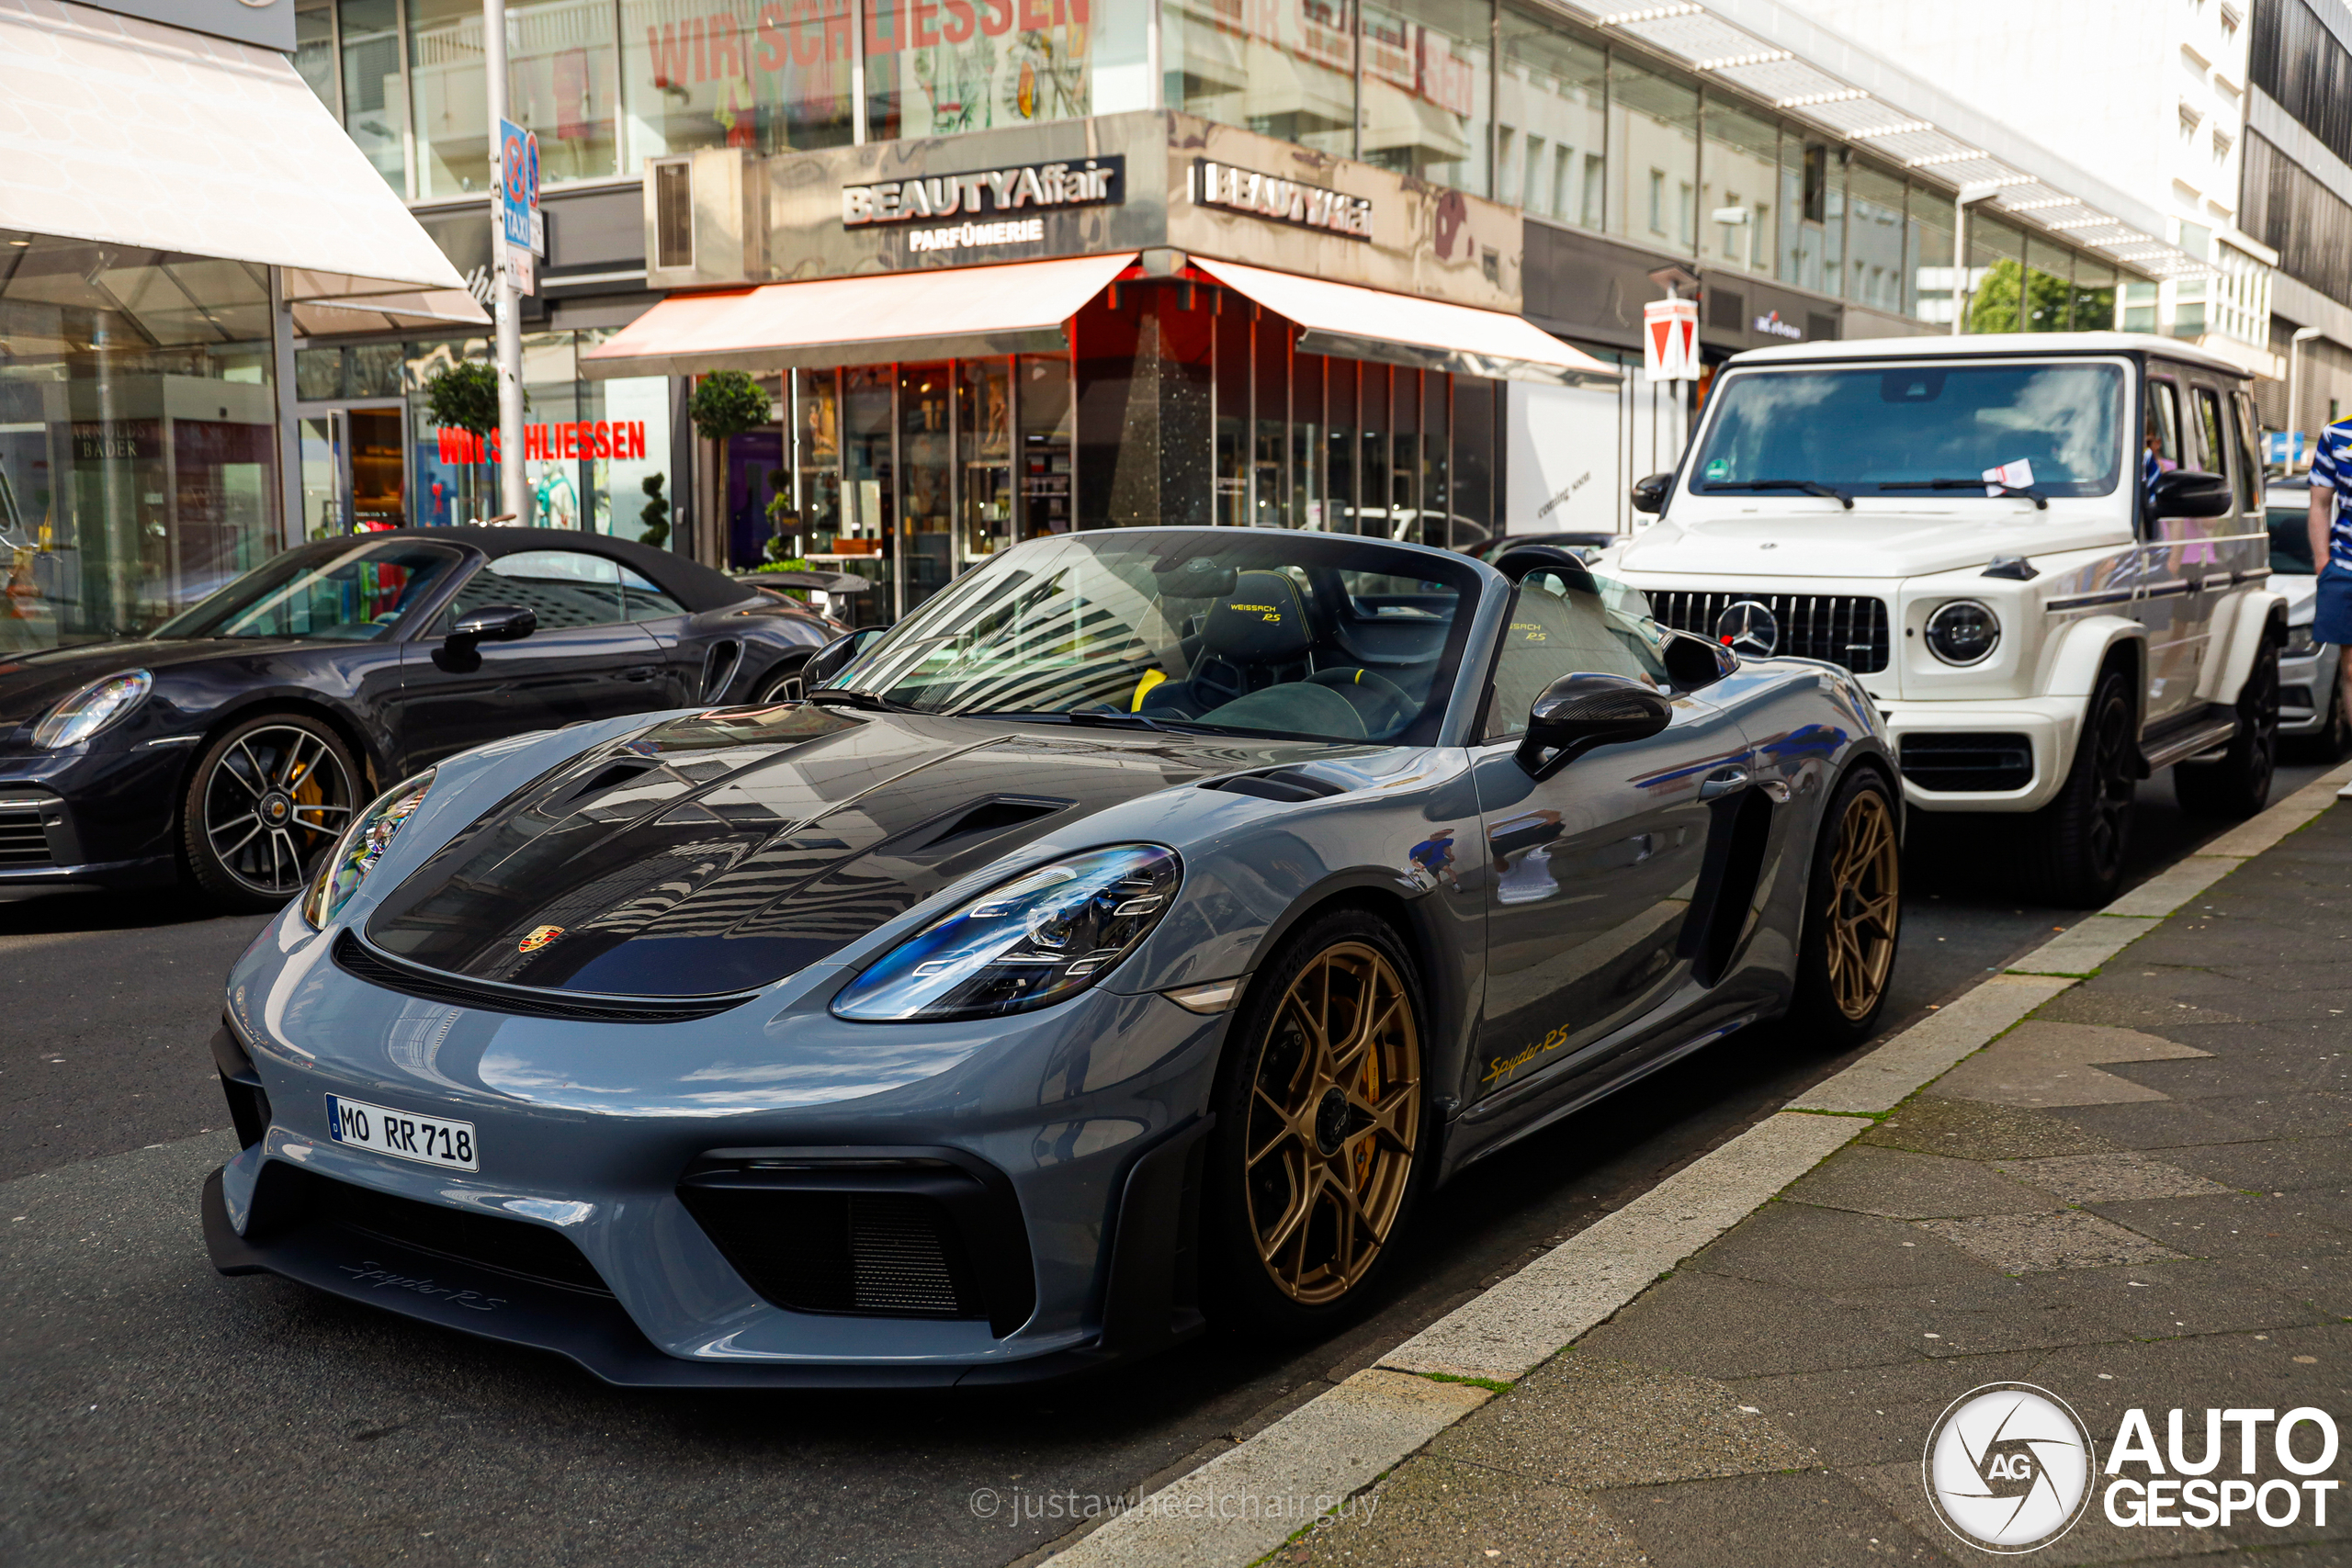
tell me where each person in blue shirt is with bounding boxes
[2309,418,2352,786]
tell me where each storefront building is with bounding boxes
[0,0,478,653]
[283,0,2203,587]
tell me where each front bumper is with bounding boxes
[0,744,187,886]
[2278,642,2340,736]
[207,910,1232,1388]
[1877,697,2082,814]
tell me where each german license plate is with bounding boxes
[324,1094,479,1172]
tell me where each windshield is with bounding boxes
[153,540,465,641]
[827,531,1484,745]
[1689,361,2127,500]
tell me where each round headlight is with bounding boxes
[33,670,152,748]
[1924,601,2000,667]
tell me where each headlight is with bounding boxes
[2285,623,2319,658]
[832,845,1181,1022]
[33,670,151,748]
[1923,600,2000,667]
[300,769,436,928]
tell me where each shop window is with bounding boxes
[1165,0,1355,155]
[1291,353,1325,529]
[1780,140,1839,292]
[2072,258,2119,333]
[1611,54,1696,243]
[1452,376,1496,552]
[1019,356,1073,539]
[1701,99,1777,273]
[1963,214,2023,333]
[622,0,852,161]
[1498,8,1603,227]
[1906,180,1955,326]
[296,0,339,118]
[899,364,954,609]
[1255,309,1289,529]
[1845,163,1905,311]
[2023,237,2075,332]
[1326,358,1359,533]
[865,0,1145,144]
[340,0,408,194]
[410,0,621,198]
[296,347,346,402]
[1360,0,1490,196]
[1215,303,1251,527]
[958,358,1013,563]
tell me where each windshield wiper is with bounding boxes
[1700,479,1854,510]
[808,688,913,713]
[1875,479,2048,511]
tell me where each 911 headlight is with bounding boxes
[300,769,436,928]
[33,670,151,748]
[832,845,1181,1022]
[1924,600,2000,666]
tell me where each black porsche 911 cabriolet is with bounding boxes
[0,527,841,908]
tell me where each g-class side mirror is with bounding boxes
[2148,468,2233,519]
[808,626,883,686]
[1516,671,1674,781]
[1631,473,1673,514]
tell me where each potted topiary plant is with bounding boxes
[688,371,774,562]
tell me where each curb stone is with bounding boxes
[1039,759,2352,1568]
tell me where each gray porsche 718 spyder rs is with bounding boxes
[203,525,1902,1387]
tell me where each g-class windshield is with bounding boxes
[1689,361,2127,502]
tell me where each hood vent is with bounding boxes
[560,757,668,811]
[1201,767,1350,803]
[917,795,1072,852]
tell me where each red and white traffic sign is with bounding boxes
[1643,298,1700,382]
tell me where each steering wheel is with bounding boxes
[1307,667,1415,737]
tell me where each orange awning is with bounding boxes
[582,253,1137,378]
[1191,258,1619,386]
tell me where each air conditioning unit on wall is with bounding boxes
[645,149,767,292]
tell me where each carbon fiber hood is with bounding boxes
[361,704,1343,998]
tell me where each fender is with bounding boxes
[2197,589,2286,704]
[2042,614,2146,699]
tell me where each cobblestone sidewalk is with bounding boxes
[1284,804,2352,1567]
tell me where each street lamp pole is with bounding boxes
[1951,183,2006,337]
[482,0,526,524]
[2290,325,2324,471]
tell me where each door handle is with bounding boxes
[1697,767,1748,800]
[620,666,662,682]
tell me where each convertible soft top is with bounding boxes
[356,526,752,615]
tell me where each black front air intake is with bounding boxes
[333,931,757,1023]
[1900,732,2034,793]
[253,1163,613,1297]
[678,1149,1036,1337]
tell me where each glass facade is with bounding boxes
[0,235,279,653]
[293,0,2144,340]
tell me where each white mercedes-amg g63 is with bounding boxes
[1612,333,2282,907]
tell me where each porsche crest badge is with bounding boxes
[517,924,565,955]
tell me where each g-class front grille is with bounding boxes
[1644,591,1892,673]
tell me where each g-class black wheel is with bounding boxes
[2018,667,2136,908]
[2176,630,2278,820]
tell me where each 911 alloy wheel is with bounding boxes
[183,714,358,909]
[1206,910,1426,1336]
[1790,767,1902,1046]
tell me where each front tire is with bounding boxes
[752,653,811,704]
[2175,629,2278,820]
[1787,766,1902,1048]
[2018,666,2137,907]
[1203,909,1427,1341]
[183,713,360,910]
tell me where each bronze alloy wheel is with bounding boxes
[1243,942,1421,1306]
[1821,785,1901,1022]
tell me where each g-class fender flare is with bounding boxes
[2043,615,2147,719]
[2196,589,2289,705]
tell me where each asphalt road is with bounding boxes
[0,761,2330,1568]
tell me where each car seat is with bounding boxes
[1135,570,1413,738]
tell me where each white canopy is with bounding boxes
[0,0,484,325]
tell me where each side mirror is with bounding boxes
[1661,628,1736,690]
[447,604,537,648]
[1515,671,1675,781]
[2148,468,2233,519]
[1631,473,1673,514]
[808,626,882,686]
